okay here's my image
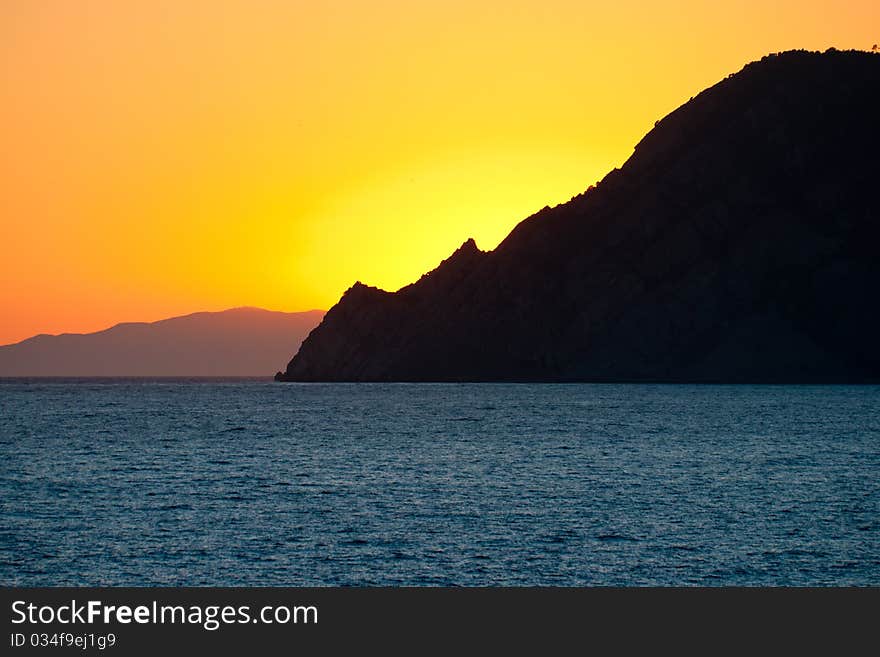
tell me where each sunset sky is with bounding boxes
[1,1,877,344]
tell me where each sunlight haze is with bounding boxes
[1,0,876,344]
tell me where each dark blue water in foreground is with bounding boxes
[1,380,878,586]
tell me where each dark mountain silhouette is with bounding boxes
[1,308,324,376]
[277,49,880,382]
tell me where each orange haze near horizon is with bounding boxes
[2,1,877,344]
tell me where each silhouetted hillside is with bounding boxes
[1,308,323,376]
[277,49,880,382]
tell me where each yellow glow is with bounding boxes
[2,0,877,343]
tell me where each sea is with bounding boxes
[1,379,878,586]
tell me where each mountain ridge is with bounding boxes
[2,307,324,376]
[277,49,880,382]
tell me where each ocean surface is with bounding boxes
[1,380,878,586]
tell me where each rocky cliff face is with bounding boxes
[277,50,880,382]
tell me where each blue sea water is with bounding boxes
[0,380,878,586]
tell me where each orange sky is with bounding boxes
[1,1,877,345]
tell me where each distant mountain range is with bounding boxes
[0,308,324,376]
[277,49,880,382]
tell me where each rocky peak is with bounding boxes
[277,50,880,382]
